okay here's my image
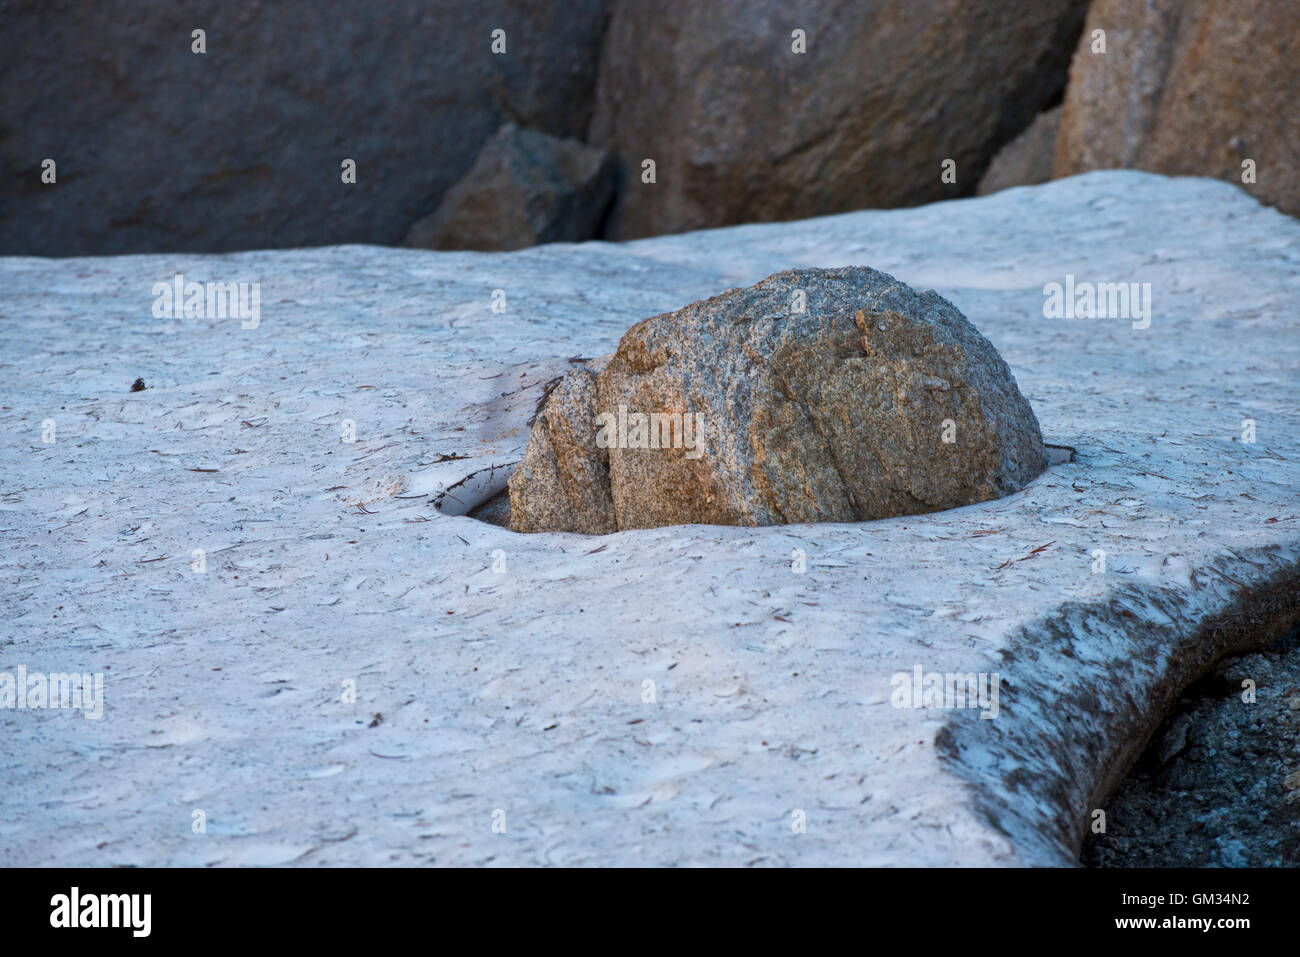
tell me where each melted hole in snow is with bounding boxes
[1045,444,1075,467]
[432,462,515,525]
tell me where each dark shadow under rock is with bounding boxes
[467,488,512,529]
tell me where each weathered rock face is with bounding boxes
[511,267,1047,532]
[1054,0,1300,216]
[977,106,1062,196]
[404,125,617,251]
[588,0,1089,239]
[0,0,609,255]
[509,360,616,534]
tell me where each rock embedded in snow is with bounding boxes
[509,362,617,534]
[511,266,1048,532]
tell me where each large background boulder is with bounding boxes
[7,2,1292,257]
[1054,0,1300,216]
[0,0,609,255]
[588,0,1089,239]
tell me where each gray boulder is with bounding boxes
[405,124,617,250]
[511,266,1047,532]
[0,0,609,255]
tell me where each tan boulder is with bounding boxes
[589,0,1090,239]
[1054,0,1299,215]
[510,267,1048,532]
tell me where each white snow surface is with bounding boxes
[1,171,1298,866]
